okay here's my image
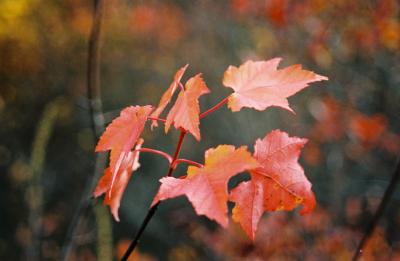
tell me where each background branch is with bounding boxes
[352,158,400,260]
[61,0,111,260]
[27,98,64,261]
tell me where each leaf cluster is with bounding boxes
[94,58,327,240]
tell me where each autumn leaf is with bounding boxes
[230,130,316,240]
[165,74,210,141]
[94,139,143,221]
[152,145,259,227]
[96,105,152,174]
[310,96,345,142]
[265,0,288,27]
[229,175,265,241]
[223,58,328,112]
[349,113,387,144]
[150,64,188,128]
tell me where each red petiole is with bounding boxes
[135,148,173,163]
[199,96,229,119]
[173,159,204,169]
[147,95,229,126]
[148,116,166,123]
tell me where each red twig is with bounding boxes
[171,129,187,168]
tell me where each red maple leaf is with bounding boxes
[223,58,328,112]
[94,139,143,221]
[230,130,316,240]
[152,145,259,227]
[165,74,210,141]
[150,64,188,128]
[95,105,152,214]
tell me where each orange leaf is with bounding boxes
[94,139,143,221]
[229,174,265,240]
[96,105,152,175]
[265,0,288,27]
[223,58,328,112]
[152,145,259,227]
[349,113,387,144]
[230,130,316,240]
[150,64,188,128]
[165,74,210,141]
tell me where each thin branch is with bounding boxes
[199,96,229,119]
[173,158,204,168]
[136,148,173,163]
[352,158,400,261]
[61,0,107,260]
[121,130,187,260]
[87,0,106,138]
[94,202,113,261]
[120,203,160,261]
[27,99,62,261]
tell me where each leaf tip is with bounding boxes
[111,210,120,222]
[317,74,329,81]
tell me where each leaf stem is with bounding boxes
[199,96,229,119]
[173,158,204,168]
[135,148,173,163]
[121,129,187,260]
[148,116,166,123]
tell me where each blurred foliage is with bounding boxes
[0,0,399,260]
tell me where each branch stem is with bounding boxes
[121,129,187,260]
[171,129,187,167]
[199,96,229,119]
[120,203,160,261]
[62,1,107,260]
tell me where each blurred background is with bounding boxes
[1,0,399,260]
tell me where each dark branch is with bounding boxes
[120,203,160,261]
[87,0,105,139]
[352,158,400,261]
[61,0,106,260]
[121,130,187,260]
